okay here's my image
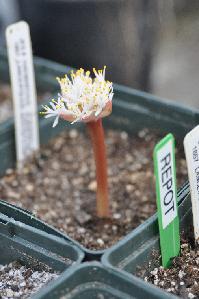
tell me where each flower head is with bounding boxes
[41,66,113,127]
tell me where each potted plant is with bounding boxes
[0,50,194,260]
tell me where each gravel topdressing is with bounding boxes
[0,261,58,299]
[0,128,187,250]
[139,232,199,299]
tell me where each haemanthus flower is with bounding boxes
[41,66,113,218]
[41,66,113,127]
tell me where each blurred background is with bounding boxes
[1,0,199,108]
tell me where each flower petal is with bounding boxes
[52,115,59,127]
[60,111,77,123]
[45,113,55,118]
[98,100,112,118]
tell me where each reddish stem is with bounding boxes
[87,118,110,218]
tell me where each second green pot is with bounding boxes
[102,182,191,298]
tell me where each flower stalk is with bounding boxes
[87,119,109,218]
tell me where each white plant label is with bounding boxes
[6,21,39,167]
[184,125,199,240]
[156,137,177,229]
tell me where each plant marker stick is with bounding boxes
[87,119,109,218]
[184,125,199,241]
[154,133,180,268]
[6,21,39,168]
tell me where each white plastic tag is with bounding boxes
[6,21,39,168]
[184,125,199,240]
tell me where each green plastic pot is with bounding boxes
[0,210,84,297]
[0,48,197,260]
[0,211,84,269]
[102,182,191,298]
[32,262,174,299]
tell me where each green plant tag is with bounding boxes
[153,133,180,268]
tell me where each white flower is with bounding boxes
[41,66,113,126]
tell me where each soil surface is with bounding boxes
[0,261,58,299]
[0,128,187,250]
[138,231,199,299]
[0,83,51,123]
